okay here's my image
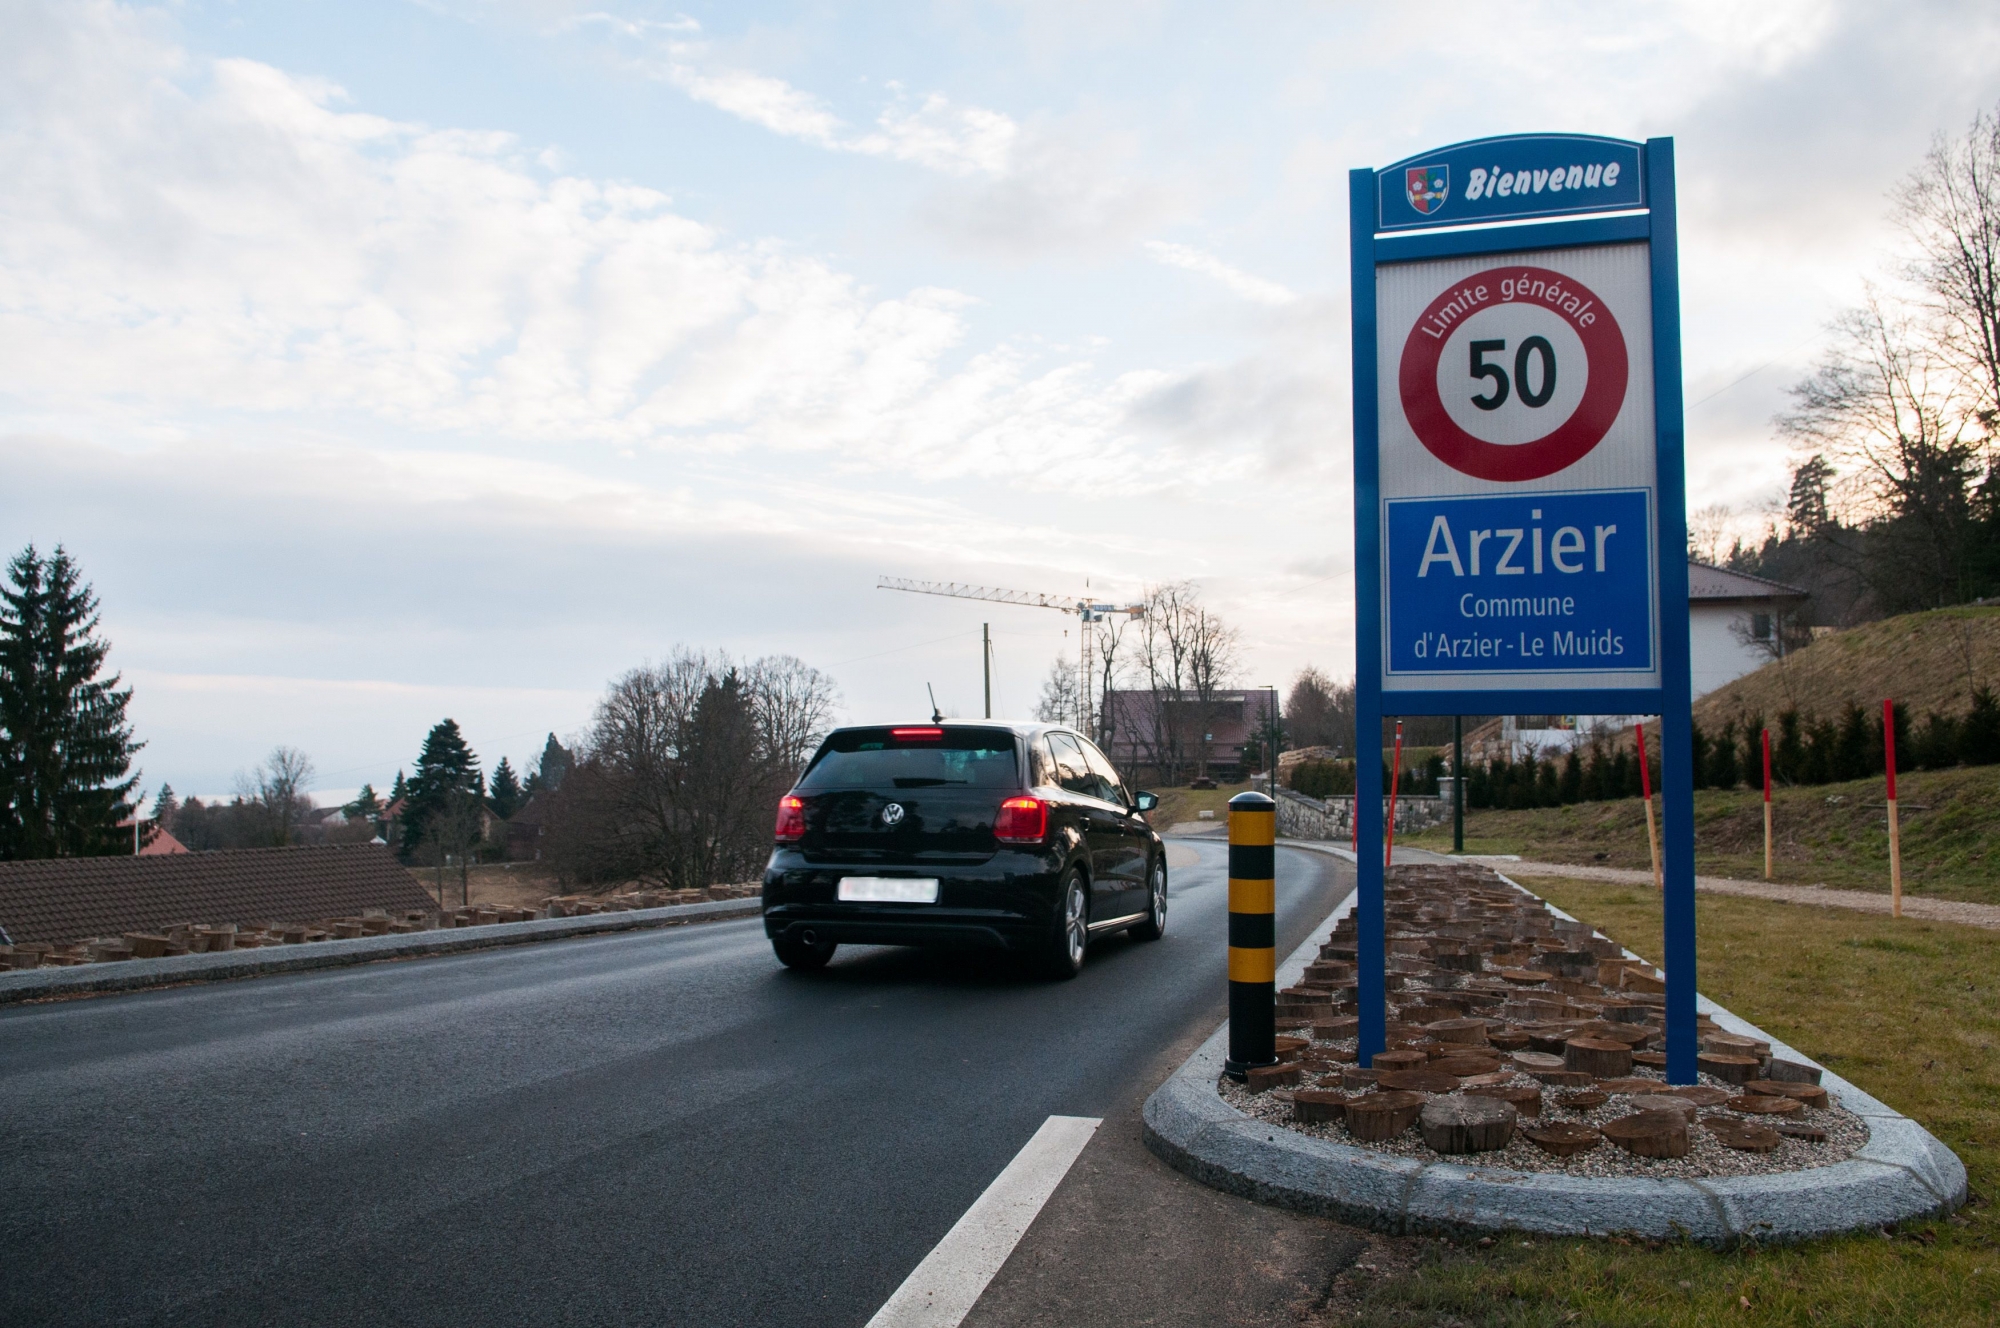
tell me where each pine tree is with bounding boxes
[0,546,143,859]
[402,720,482,855]
[522,733,571,797]
[153,783,179,831]
[390,769,407,803]
[344,783,382,819]
[488,757,522,819]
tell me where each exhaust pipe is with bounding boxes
[800,929,819,946]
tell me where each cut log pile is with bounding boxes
[0,883,763,968]
[1228,862,1860,1176]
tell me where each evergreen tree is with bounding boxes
[153,783,179,831]
[402,720,483,856]
[488,757,522,818]
[390,769,407,803]
[344,783,383,819]
[523,733,571,797]
[0,546,142,859]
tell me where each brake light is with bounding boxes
[994,795,1048,843]
[774,795,806,843]
[891,727,944,740]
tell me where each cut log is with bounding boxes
[1527,1032,1573,1055]
[1487,1030,1532,1052]
[1274,1036,1310,1063]
[1564,1038,1634,1079]
[1671,1085,1734,1108]
[1510,1051,1566,1073]
[1765,1057,1823,1085]
[1346,1090,1426,1142]
[1522,1121,1602,1157]
[1433,1055,1503,1079]
[1725,1094,1804,1116]
[1291,1089,1351,1124]
[1595,1077,1669,1096]
[1423,1017,1491,1045]
[1377,1068,1462,1094]
[1342,1067,1382,1091]
[1632,1051,1669,1069]
[1696,1053,1761,1085]
[1772,1121,1830,1143]
[1244,1063,1302,1093]
[1528,1069,1595,1088]
[1420,1095,1517,1154]
[1703,1117,1781,1153]
[1743,1080,1830,1109]
[1640,1095,1698,1123]
[1458,1071,1516,1089]
[1312,1017,1360,1040]
[1370,1050,1428,1073]
[1465,1083,1542,1117]
[1495,967,1553,986]
[1601,1112,1690,1158]
[1556,1089,1609,1110]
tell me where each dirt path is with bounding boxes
[1489,858,2000,931]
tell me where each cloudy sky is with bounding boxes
[5,0,1999,800]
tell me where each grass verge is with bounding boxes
[1399,765,2000,907]
[1148,781,1251,830]
[1321,876,1998,1327]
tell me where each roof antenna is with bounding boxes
[926,683,943,725]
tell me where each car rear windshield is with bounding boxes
[797,728,1021,790]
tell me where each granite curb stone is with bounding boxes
[0,898,762,1004]
[1142,852,1968,1243]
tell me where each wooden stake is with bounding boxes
[1385,720,1404,869]
[1884,696,1902,918]
[1635,722,1662,891]
[1761,726,1773,881]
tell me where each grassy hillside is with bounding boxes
[1401,763,2000,906]
[1694,603,2000,728]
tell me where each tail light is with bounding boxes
[994,795,1048,844]
[774,795,806,843]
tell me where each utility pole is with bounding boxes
[1452,714,1464,854]
[983,623,992,718]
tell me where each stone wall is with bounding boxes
[1274,786,1454,842]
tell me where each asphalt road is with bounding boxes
[0,839,1354,1327]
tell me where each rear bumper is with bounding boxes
[761,847,1066,951]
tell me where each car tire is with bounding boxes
[1129,855,1167,941]
[772,935,837,971]
[1038,869,1089,980]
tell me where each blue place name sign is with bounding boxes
[1385,489,1654,676]
[1377,133,1645,232]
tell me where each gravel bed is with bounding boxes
[1220,1051,1867,1179]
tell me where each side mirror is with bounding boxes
[1134,791,1159,813]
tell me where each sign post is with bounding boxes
[1349,135,1697,1082]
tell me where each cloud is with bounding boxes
[1144,241,1299,307]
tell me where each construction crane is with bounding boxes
[876,576,1146,737]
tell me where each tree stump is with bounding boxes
[1743,1080,1830,1109]
[1244,1063,1301,1093]
[1496,967,1552,986]
[1671,1085,1734,1108]
[1458,1070,1515,1089]
[1556,1089,1609,1110]
[1601,1111,1690,1158]
[1510,1051,1566,1074]
[1596,1077,1669,1096]
[1292,1090,1351,1124]
[1465,1083,1542,1117]
[1433,1054,1502,1079]
[1725,1094,1803,1116]
[1527,1032,1572,1055]
[1765,1057,1823,1085]
[1371,1050,1428,1073]
[1420,1095,1517,1154]
[1346,1090,1426,1142]
[1424,1016,1491,1045]
[1563,1038,1633,1079]
[1696,1053,1760,1085]
[1341,1067,1381,1091]
[1522,1121,1602,1157]
[1378,1068,1462,1094]
[1772,1121,1829,1143]
[1632,1051,1669,1069]
[1642,1095,1698,1123]
[1487,1030,1532,1052]
[1312,1017,1360,1040]
[1703,1117,1781,1152]
[1274,1035,1310,1063]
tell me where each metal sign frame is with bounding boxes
[1348,136,1697,1083]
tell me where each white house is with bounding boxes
[1686,560,1808,699]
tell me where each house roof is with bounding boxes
[0,844,437,946]
[1687,560,1809,603]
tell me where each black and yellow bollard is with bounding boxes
[1223,790,1277,1081]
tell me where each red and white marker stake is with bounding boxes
[1385,720,1405,869]
[1761,727,1774,882]
[1636,722,1662,892]
[1884,697,1902,918]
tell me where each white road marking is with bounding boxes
[864,1114,1101,1328]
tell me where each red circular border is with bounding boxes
[1398,265,1628,482]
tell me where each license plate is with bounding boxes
[837,877,940,903]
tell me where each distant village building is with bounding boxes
[1102,688,1280,783]
[1686,561,1809,700]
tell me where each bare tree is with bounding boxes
[235,746,315,846]
[1284,667,1356,754]
[422,786,486,907]
[1133,582,1240,783]
[1034,654,1081,728]
[1896,103,2000,421]
[746,654,841,777]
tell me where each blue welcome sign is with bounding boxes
[1346,134,1699,1087]
[1377,133,1646,231]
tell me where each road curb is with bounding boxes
[1142,870,1967,1244]
[0,898,764,1004]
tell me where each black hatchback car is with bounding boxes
[761,721,1166,977]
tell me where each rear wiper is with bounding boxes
[891,778,964,788]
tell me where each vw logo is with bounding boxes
[881,803,906,827]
